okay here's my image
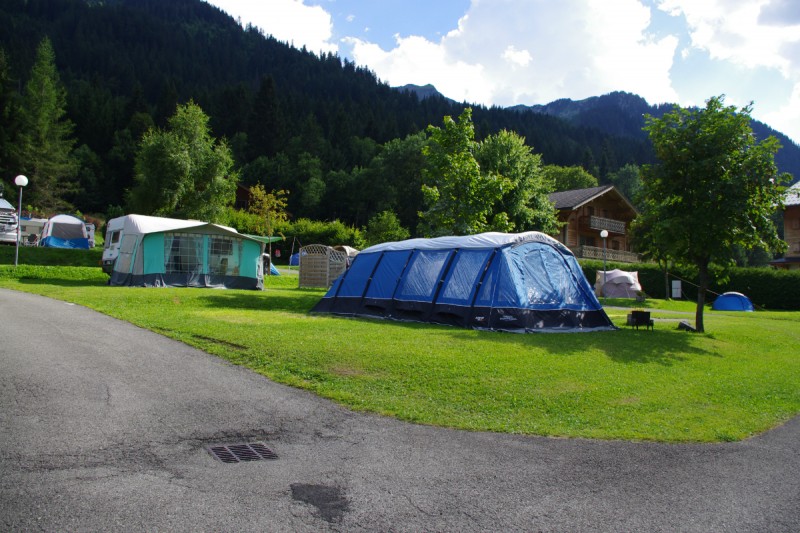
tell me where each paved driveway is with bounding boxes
[1,289,798,531]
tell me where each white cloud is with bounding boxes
[657,0,800,76]
[346,0,679,107]
[763,82,800,145]
[657,0,800,142]
[344,35,493,104]
[206,0,337,54]
[502,46,532,68]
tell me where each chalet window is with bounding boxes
[792,218,800,230]
[587,206,595,216]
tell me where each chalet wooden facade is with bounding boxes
[770,182,800,270]
[548,185,640,263]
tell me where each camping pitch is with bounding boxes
[312,232,614,332]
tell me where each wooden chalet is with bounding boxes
[234,184,251,211]
[770,182,800,270]
[548,185,640,263]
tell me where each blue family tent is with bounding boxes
[712,292,754,311]
[312,232,614,332]
[39,214,91,249]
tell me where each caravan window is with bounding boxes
[105,230,120,249]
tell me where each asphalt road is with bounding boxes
[1,288,798,532]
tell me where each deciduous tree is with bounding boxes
[419,108,510,236]
[635,96,789,332]
[128,101,237,222]
[543,164,598,192]
[476,129,559,234]
[248,184,289,270]
[364,210,409,247]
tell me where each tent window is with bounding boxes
[52,222,86,240]
[396,250,450,300]
[439,249,491,305]
[209,236,234,275]
[115,234,138,274]
[365,250,412,299]
[210,236,233,256]
[165,233,201,274]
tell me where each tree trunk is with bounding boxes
[695,259,709,333]
[662,260,670,300]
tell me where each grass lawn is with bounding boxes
[1,263,798,443]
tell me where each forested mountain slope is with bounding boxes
[1,0,795,222]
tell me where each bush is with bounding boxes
[282,218,365,249]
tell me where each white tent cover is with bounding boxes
[595,269,643,298]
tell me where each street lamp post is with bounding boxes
[14,175,28,267]
[600,229,608,298]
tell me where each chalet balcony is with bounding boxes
[588,215,626,234]
[571,245,641,264]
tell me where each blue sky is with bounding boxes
[206,0,800,145]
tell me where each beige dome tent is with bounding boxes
[595,269,643,298]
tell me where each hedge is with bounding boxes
[580,259,800,310]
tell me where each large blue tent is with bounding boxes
[312,232,614,332]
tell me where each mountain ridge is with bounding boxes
[398,85,799,182]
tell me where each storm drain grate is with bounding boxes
[208,442,278,463]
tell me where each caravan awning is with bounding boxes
[243,234,284,244]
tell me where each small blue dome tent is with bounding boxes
[312,232,614,333]
[712,292,754,311]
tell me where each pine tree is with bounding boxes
[0,48,20,186]
[14,38,78,212]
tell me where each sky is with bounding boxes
[205,0,800,145]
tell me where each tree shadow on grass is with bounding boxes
[15,277,108,288]
[196,290,712,367]
[312,313,714,367]
[197,289,324,314]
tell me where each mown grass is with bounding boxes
[1,264,798,443]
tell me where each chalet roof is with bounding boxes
[786,181,800,207]
[548,185,637,213]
